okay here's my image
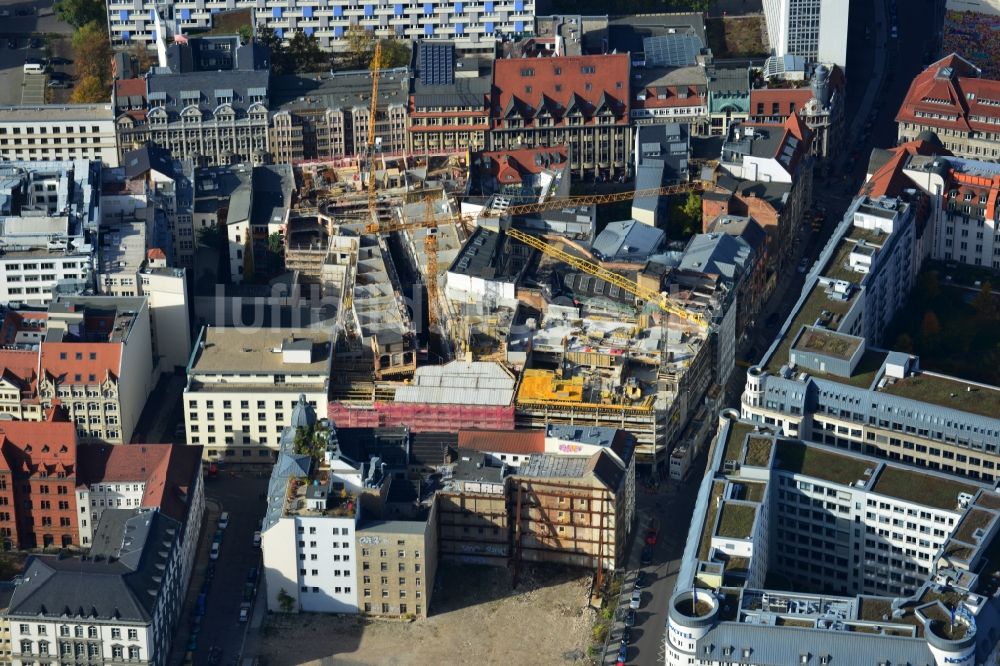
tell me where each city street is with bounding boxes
[170,473,268,666]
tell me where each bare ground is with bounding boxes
[253,564,596,666]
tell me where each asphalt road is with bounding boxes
[194,473,268,666]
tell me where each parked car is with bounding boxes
[209,542,220,560]
[644,529,657,546]
[252,530,262,547]
[247,567,259,583]
[629,589,642,610]
[620,625,631,644]
[213,529,224,544]
[208,646,222,666]
[239,606,250,623]
[218,512,230,529]
[634,572,647,589]
[28,38,42,49]
[640,546,653,565]
[47,80,71,88]
[617,644,628,663]
[15,8,33,16]
[798,258,810,274]
[625,609,636,627]
[49,56,72,65]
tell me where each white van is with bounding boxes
[23,61,45,74]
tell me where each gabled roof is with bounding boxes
[0,419,77,477]
[492,54,630,125]
[0,350,39,397]
[861,137,951,198]
[895,53,1000,133]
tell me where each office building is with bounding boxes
[6,446,203,666]
[115,36,271,167]
[896,54,1000,161]
[762,0,849,68]
[0,160,101,305]
[666,413,1000,665]
[270,68,409,164]
[748,64,846,161]
[107,0,534,53]
[261,398,360,614]
[408,42,492,155]
[490,54,632,177]
[0,106,119,166]
[707,66,750,137]
[184,327,332,461]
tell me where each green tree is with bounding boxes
[895,333,914,353]
[920,310,941,344]
[277,588,295,613]
[256,25,289,75]
[131,41,154,76]
[72,21,111,83]
[973,281,998,321]
[238,24,254,44]
[197,224,224,250]
[287,31,329,72]
[54,0,105,29]
[919,270,941,301]
[346,25,376,69]
[378,38,411,68]
[70,75,109,103]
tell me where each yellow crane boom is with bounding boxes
[478,181,706,218]
[366,39,383,225]
[504,227,709,329]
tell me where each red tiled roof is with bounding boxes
[147,248,166,261]
[457,429,546,455]
[0,419,78,476]
[76,443,203,521]
[479,146,569,184]
[0,349,39,395]
[861,138,950,198]
[749,87,814,116]
[492,54,630,127]
[115,78,146,99]
[39,343,121,385]
[895,53,1000,134]
[634,84,707,110]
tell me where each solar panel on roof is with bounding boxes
[419,43,455,86]
[642,33,703,68]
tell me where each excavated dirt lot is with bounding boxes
[254,564,595,666]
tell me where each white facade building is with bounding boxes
[762,0,849,68]
[184,327,332,462]
[0,105,119,166]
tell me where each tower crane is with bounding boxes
[364,39,383,226]
[477,180,707,218]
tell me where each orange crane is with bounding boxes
[477,181,706,218]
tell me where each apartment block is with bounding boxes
[184,327,332,462]
[408,42,492,155]
[896,54,1000,161]
[490,54,633,177]
[270,68,409,164]
[114,36,270,167]
[0,415,79,550]
[356,515,438,618]
[762,0,849,68]
[6,446,203,666]
[0,160,101,305]
[107,0,535,52]
[665,414,1000,665]
[0,106,118,166]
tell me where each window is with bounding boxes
[21,640,32,654]
[111,628,121,639]
[127,628,138,640]
[128,646,141,660]
[112,645,124,659]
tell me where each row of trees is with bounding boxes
[254,25,411,75]
[54,0,112,102]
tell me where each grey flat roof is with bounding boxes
[357,519,428,535]
[0,104,115,121]
[189,327,332,374]
[271,68,409,112]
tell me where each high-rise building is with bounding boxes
[761,0,849,68]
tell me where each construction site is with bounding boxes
[266,47,738,472]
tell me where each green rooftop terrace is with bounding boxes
[774,440,874,486]
[879,372,1000,420]
[792,327,862,361]
[720,421,754,469]
[765,282,859,374]
[743,437,773,468]
[716,502,757,539]
[872,465,977,512]
[699,481,726,560]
